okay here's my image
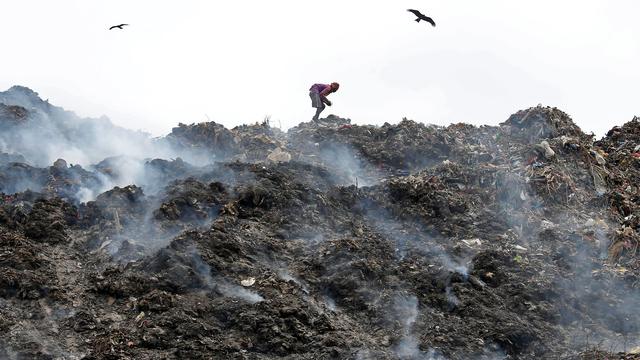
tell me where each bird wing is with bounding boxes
[424,17,436,26]
[108,24,128,30]
[407,9,422,17]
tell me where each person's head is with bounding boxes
[330,82,340,91]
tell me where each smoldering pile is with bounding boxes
[1,86,640,359]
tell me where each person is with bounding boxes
[309,82,339,121]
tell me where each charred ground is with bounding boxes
[0,86,639,359]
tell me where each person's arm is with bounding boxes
[320,87,333,105]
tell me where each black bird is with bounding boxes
[109,24,129,30]
[407,9,436,27]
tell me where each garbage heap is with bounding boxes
[2,89,640,359]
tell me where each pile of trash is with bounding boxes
[586,118,640,269]
[164,121,239,160]
[2,87,640,359]
[0,103,28,125]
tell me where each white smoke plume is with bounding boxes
[188,245,264,304]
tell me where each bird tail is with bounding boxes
[415,18,421,22]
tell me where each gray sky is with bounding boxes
[1,0,638,136]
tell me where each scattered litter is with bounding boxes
[461,238,482,247]
[241,278,256,287]
[1,91,640,358]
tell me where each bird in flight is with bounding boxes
[407,9,436,27]
[109,24,129,30]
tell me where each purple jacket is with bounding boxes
[309,83,330,94]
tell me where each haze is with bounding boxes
[0,0,637,136]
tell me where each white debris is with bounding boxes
[538,140,555,159]
[462,238,482,247]
[267,147,292,163]
[513,245,528,252]
[241,277,256,287]
[540,220,556,230]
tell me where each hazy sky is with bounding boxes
[1,0,638,136]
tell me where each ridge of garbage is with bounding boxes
[1,86,640,359]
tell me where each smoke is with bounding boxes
[322,294,337,311]
[0,343,18,360]
[474,346,508,360]
[392,294,421,359]
[444,286,461,311]
[0,86,230,203]
[484,151,640,353]
[554,230,640,352]
[4,86,638,358]
[354,348,374,360]
[317,142,380,187]
[394,295,419,331]
[0,105,159,168]
[277,269,310,294]
[395,336,422,359]
[216,282,264,304]
[188,245,264,303]
[360,200,468,275]
[391,294,448,360]
[103,182,227,262]
[495,172,640,352]
[74,187,96,203]
[0,168,44,195]
[0,322,80,360]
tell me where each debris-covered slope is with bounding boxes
[1,87,640,359]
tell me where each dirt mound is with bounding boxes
[501,106,584,143]
[154,178,227,224]
[591,117,640,267]
[0,159,101,203]
[231,122,287,162]
[0,104,29,126]
[288,116,452,173]
[2,93,640,359]
[165,121,239,160]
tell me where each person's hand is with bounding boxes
[326,100,332,106]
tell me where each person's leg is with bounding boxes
[313,105,324,121]
[310,92,324,121]
[310,91,317,106]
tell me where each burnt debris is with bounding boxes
[1,87,640,359]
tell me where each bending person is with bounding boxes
[309,82,339,121]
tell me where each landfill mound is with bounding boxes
[1,87,640,359]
